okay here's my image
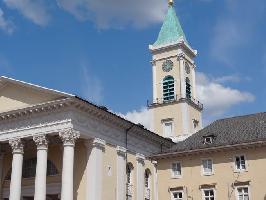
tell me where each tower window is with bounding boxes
[163,76,175,101]
[162,119,173,138]
[186,77,191,99]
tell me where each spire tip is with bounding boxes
[168,0,174,6]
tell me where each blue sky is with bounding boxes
[0,0,265,127]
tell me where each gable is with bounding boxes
[0,77,71,113]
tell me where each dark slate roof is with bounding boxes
[168,112,266,153]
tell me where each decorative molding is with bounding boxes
[33,134,48,150]
[152,160,158,165]
[0,109,73,141]
[9,138,24,154]
[116,146,127,157]
[136,153,145,163]
[177,52,186,60]
[150,60,156,65]
[92,138,106,150]
[59,128,80,146]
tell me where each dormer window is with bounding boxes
[203,135,215,144]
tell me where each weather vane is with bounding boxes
[168,0,174,6]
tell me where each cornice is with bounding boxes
[149,40,197,57]
[151,140,266,160]
[0,97,173,149]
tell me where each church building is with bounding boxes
[0,1,265,200]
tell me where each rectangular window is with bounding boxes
[202,189,215,200]
[235,155,246,171]
[237,187,249,200]
[172,191,183,200]
[172,162,181,178]
[202,159,213,175]
[163,121,173,137]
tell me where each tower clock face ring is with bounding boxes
[162,60,173,72]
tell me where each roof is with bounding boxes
[166,112,266,153]
[153,5,187,47]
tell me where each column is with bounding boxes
[59,129,80,200]
[136,153,145,200]
[178,52,190,135]
[0,153,4,198]
[86,138,105,200]
[152,161,158,200]
[191,65,197,99]
[116,146,127,200]
[152,60,157,101]
[33,135,48,200]
[178,53,186,99]
[9,138,24,200]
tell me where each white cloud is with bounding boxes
[213,75,241,83]
[56,0,167,29]
[197,72,255,116]
[117,72,255,130]
[3,0,50,26]
[81,66,104,104]
[117,107,152,130]
[0,8,14,34]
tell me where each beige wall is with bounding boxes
[0,83,64,113]
[151,102,201,137]
[157,146,266,199]
[150,44,201,138]
[101,145,156,200]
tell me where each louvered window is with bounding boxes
[163,76,175,101]
[186,77,191,99]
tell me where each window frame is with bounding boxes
[201,188,215,200]
[162,76,175,102]
[171,190,184,200]
[171,161,182,179]
[185,77,191,99]
[235,186,251,200]
[201,158,214,176]
[234,155,248,172]
[162,119,174,138]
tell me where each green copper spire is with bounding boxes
[153,5,187,46]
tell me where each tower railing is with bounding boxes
[147,94,203,110]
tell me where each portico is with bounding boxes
[1,129,107,200]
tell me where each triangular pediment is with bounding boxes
[0,76,73,113]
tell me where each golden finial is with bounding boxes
[168,0,174,6]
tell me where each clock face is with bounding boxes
[185,62,190,74]
[162,60,173,72]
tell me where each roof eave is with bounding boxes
[149,39,197,57]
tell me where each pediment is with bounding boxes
[0,76,73,113]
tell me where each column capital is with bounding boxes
[59,129,80,146]
[152,160,158,165]
[92,138,106,150]
[33,134,48,150]
[9,138,24,154]
[136,153,145,163]
[116,146,127,157]
[177,52,185,60]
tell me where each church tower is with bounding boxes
[148,0,203,142]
